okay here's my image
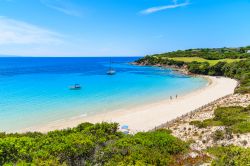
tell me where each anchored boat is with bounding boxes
[107,58,116,75]
[69,84,81,90]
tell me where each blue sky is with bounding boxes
[0,0,250,56]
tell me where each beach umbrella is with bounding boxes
[121,125,129,129]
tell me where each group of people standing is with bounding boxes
[170,94,178,100]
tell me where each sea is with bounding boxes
[0,57,208,132]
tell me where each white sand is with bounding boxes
[21,76,238,133]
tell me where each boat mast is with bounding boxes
[109,57,112,70]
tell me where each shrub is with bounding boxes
[232,121,250,134]
[208,146,250,166]
[99,131,189,166]
[189,121,207,128]
[212,130,225,141]
[214,107,245,126]
[0,123,198,166]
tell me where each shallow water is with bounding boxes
[0,57,207,132]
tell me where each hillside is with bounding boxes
[135,46,250,94]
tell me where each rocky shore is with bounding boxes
[131,62,190,75]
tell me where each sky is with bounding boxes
[0,0,250,57]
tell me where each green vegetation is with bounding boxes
[168,57,243,66]
[100,130,189,165]
[0,122,195,166]
[136,46,250,93]
[154,46,250,60]
[212,130,225,141]
[190,106,250,133]
[208,146,250,166]
[189,119,222,129]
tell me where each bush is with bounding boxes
[208,146,250,166]
[0,122,122,165]
[212,130,225,141]
[190,119,222,128]
[98,131,189,165]
[190,121,208,128]
[214,107,245,126]
[0,123,196,166]
[232,122,250,134]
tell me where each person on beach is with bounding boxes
[170,96,172,100]
[176,94,178,99]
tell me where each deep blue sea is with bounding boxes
[0,57,207,132]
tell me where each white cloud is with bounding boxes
[40,0,82,17]
[0,17,63,45]
[140,1,189,15]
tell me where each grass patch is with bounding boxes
[189,120,222,128]
[168,57,243,66]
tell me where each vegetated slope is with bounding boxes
[135,46,250,93]
[0,122,198,166]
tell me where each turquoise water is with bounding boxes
[0,57,207,132]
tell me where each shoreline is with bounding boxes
[20,75,238,133]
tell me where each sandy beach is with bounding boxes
[21,76,238,133]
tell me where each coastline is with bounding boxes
[130,62,190,75]
[20,75,238,133]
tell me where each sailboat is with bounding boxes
[107,57,116,75]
